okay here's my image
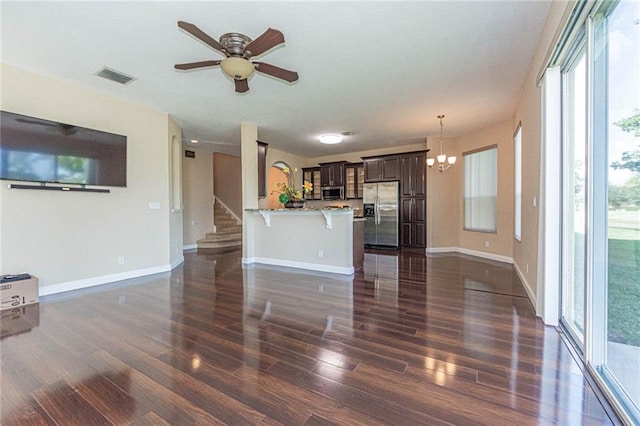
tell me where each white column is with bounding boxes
[241,122,258,259]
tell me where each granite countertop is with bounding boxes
[246,207,353,212]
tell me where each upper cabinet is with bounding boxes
[362,156,400,182]
[320,161,347,187]
[400,152,426,197]
[345,163,364,199]
[302,167,322,200]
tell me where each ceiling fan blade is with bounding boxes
[244,28,284,58]
[177,21,226,54]
[174,60,222,70]
[253,62,299,83]
[235,79,249,93]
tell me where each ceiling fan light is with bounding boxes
[220,57,255,80]
[319,134,343,144]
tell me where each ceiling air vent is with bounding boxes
[95,66,135,85]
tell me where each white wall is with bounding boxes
[513,0,574,306]
[0,64,176,292]
[244,210,354,275]
[182,147,213,247]
[426,136,460,249]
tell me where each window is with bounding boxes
[463,146,497,232]
[514,123,522,241]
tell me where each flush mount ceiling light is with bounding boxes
[319,134,343,144]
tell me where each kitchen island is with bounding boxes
[243,208,362,275]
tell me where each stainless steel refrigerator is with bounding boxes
[363,181,399,248]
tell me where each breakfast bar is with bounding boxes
[242,207,362,275]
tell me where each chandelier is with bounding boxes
[427,114,456,172]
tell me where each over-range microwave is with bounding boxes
[321,186,344,200]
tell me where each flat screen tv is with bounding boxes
[0,111,127,187]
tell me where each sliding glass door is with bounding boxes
[559,0,639,421]
[591,1,640,419]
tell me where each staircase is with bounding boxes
[197,200,242,251]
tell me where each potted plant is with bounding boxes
[276,167,313,208]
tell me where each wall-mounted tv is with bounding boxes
[0,111,127,187]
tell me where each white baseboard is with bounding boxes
[183,244,197,251]
[425,247,458,254]
[40,262,177,296]
[455,247,514,264]
[426,246,513,264]
[513,261,537,310]
[242,257,354,275]
[171,256,185,269]
[426,246,537,310]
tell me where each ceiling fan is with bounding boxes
[175,21,299,93]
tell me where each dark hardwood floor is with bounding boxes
[1,249,618,425]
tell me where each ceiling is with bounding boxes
[1,1,551,157]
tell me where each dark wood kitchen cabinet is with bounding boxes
[362,156,400,182]
[302,167,322,200]
[400,152,426,197]
[319,162,347,187]
[345,163,364,199]
[401,196,426,248]
[400,151,427,249]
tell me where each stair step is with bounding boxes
[205,233,241,241]
[199,233,241,243]
[215,217,239,225]
[215,226,240,233]
[210,227,242,236]
[197,239,242,249]
[202,201,243,250]
[214,211,234,219]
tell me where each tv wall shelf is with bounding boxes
[8,184,110,193]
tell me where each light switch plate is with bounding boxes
[148,202,161,210]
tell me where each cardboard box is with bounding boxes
[0,275,39,311]
[1,303,40,339]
